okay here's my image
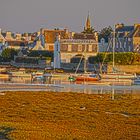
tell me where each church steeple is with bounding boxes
[83,12,95,34]
[85,12,91,30]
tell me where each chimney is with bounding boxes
[115,23,124,29]
[134,24,140,29]
[5,31,13,40]
[94,31,98,41]
[16,33,22,40]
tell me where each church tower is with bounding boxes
[85,12,91,30]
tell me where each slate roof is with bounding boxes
[133,26,140,37]
[6,40,28,46]
[116,26,134,32]
[127,25,140,38]
[73,33,96,40]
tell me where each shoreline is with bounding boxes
[1,82,140,94]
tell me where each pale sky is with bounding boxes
[0,0,140,33]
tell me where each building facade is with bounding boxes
[107,23,140,53]
[53,14,99,68]
[42,28,70,51]
[60,38,98,63]
[133,24,140,53]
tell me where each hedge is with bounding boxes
[88,52,140,65]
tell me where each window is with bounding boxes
[68,45,72,52]
[88,45,92,52]
[78,45,82,52]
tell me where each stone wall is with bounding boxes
[108,65,140,74]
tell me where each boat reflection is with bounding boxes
[0,76,140,97]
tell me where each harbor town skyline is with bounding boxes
[0,0,140,33]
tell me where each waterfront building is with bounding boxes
[54,14,98,69]
[59,34,98,63]
[107,23,140,53]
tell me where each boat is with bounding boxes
[69,73,100,82]
[101,72,136,79]
[0,71,12,78]
[76,73,100,82]
[31,72,52,83]
[133,76,140,85]
[68,48,101,82]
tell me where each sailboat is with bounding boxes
[68,48,101,82]
[101,26,136,80]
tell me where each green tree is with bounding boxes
[1,48,18,62]
[82,27,95,34]
[98,26,113,42]
[28,50,53,61]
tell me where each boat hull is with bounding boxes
[101,73,136,79]
[76,76,99,82]
[0,74,10,78]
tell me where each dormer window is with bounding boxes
[101,38,105,45]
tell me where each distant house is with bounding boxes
[42,28,70,51]
[0,29,28,52]
[32,40,45,50]
[5,40,28,50]
[108,23,140,53]
[98,38,108,52]
[28,31,45,51]
[132,24,140,53]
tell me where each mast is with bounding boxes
[113,25,115,71]
[84,44,86,73]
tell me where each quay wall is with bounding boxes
[108,65,140,74]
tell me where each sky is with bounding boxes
[0,0,140,33]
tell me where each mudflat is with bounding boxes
[0,91,140,140]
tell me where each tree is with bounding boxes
[1,48,18,62]
[98,26,113,42]
[28,50,53,61]
[82,27,95,34]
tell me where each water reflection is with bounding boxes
[0,76,140,97]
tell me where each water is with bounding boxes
[0,76,140,95]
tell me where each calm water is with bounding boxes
[0,76,140,95]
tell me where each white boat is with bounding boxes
[101,72,136,79]
[31,73,52,82]
[11,71,31,78]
